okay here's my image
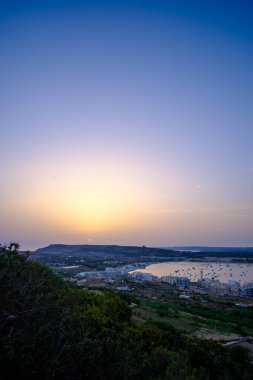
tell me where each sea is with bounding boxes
[134,262,253,284]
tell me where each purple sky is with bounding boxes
[1,0,253,249]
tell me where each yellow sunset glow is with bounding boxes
[34,172,151,235]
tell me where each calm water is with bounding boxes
[135,262,253,284]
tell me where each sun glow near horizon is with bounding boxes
[1,0,253,249]
[2,146,253,249]
[15,152,163,236]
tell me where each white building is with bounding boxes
[161,276,190,288]
[130,271,157,281]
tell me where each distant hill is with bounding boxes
[33,244,176,259]
[165,246,253,253]
[31,244,253,262]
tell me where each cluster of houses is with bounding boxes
[77,263,146,278]
[198,278,253,297]
[76,266,253,298]
[129,272,191,288]
[129,272,253,297]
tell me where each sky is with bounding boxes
[1,0,253,250]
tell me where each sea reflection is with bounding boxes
[134,262,253,284]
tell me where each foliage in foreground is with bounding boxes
[0,243,252,380]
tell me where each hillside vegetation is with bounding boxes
[0,243,252,380]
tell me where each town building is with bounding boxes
[161,275,190,288]
[130,271,158,281]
